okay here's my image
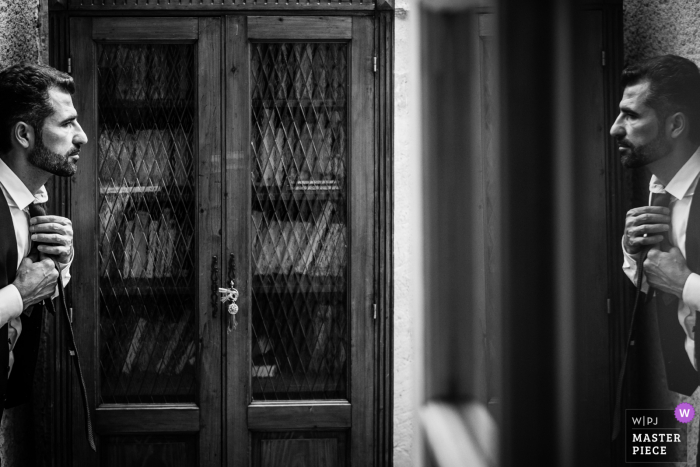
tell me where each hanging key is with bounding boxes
[218,280,239,333]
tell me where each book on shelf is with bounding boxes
[144,218,160,279]
[121,317,148,374]
[252,211,264,275]
[121,218,135,279]
[136,318,164,372]
[174,341,196,374]
[170,130,191,187]
[157,208,176,278]
[130,211,150,279]
[155,313,191,375]
[254,103,346,187]
[253,201,343,277]
[308,305,335,374]
[312,222,346,277]
[134,129,172,187]
[252,351,278,378]
[99,193,127,277]
[117,208,180,280]
[99,127,189,190]
[99,129,137,187]
[252,365,278,378]
[295,201,334,274]
[258,110,285,187]
[278,220,298,275]
[257,221,280,276]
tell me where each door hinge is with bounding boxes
[69,307,73,323]
[601,50,606,67]
[373,56,377,73]
[373,303,377,320]
[67,57,72,74]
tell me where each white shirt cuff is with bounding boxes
[622,235,648,292]
[0,284,23,327]
[682,273,700,312]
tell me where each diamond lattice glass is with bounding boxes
[250,43,349,400]
[97,44,196,404]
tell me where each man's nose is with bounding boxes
[610,113,625,138]
[73,120,88,146]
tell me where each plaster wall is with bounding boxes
[0,2,48,465]
[624,1,700,465]
[393,1,419,465]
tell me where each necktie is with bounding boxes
[651,191,673,253]
[612,191,673,440]
[27,202,96,451]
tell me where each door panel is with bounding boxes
[225,15,374,466]
[70,16,223,466]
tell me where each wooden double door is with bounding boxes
[70,15,375,466]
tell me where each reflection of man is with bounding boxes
[0,63,87,421]
[613,55,700,395]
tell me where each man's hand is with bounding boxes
[12,257,59,309]
[624,206,671,255]
[29,215,73,264]
[644,247,693,298]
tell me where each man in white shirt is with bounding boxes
[613,55,700,396]
[0,63,87,421]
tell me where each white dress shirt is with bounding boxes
[623,147,700,369]
[0,158,71,377]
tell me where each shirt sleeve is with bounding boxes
[49,254,72,300]
[682,273,700,313]
[0,284,23,327]
[622,235,649,293]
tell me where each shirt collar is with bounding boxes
[0,158,48,210]
[649,146,700,199]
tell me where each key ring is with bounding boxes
[218,280,239,333]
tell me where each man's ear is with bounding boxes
[12,121,35,150]
[668,112,688,139]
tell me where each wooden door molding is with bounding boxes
[248,16,353,40]
[69,16,98,465]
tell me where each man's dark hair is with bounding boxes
[0,63,75,154]
[622,55,700,143]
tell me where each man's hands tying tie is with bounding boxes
[12,213,73,311]
[624,206,671,254]
[29,215,73,264]
[644,247,693,298]
[13,257,59,309]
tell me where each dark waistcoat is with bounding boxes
[0,193,42,420]
[656,187,700,395]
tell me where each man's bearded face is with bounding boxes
[617,128,672,169]
[28,132,79,177]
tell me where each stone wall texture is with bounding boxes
[625,0,700,66]
[0,0,42,66]
[624,1,700,465]
[0,2,46,466]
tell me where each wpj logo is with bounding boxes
[626,408,689,463]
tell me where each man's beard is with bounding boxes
[618,132,672,169]
[28,137,79,177]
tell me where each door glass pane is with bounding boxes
[250,43,349,400]
[97,44,196,404]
